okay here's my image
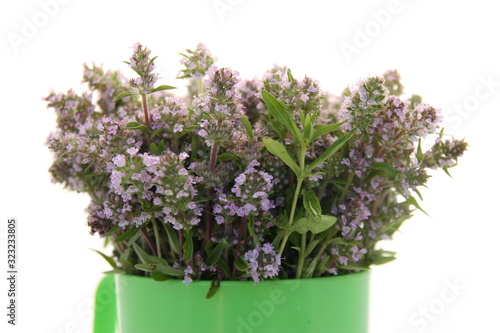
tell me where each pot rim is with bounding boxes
[112,269,370,286]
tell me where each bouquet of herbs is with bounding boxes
[46,43,467,294]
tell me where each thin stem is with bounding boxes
[205,204,212,245]
[278,231,290,256]
[209,144,219,172]
[179,230,184,260]
[224,223,230,263]
[141,94,150,128]
[312,227,338,277]
[278,144,306,257]
[151,218,162,259]
[172,135,179,154]
[206,143,219,245]
[197,78,204,96]
[288,178,304,227]
[278,173,304,257]
[140,228,158,257]
[296,232,308,279]
[339,172,354,204]
[317,170,333,200]
[232,217,247,278]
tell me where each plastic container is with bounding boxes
[94,271,369,333]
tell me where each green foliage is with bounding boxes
[50,43,468,288]
[150,85,176,93]
[113,91,137,102]
[92,249,117,269]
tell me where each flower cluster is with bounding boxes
[106,151,202,230]
[178,43,216,80]
[195,66,245,147]
[262,65,323,125]
[244,243,281,284]
[127,43,159,94]
[46,43,467,292]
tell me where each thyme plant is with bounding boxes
[46,43,467,296]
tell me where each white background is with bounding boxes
[1,0,499,332]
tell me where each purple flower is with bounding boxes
[112,154,126,167]
[173,124,184,133]
[244,244,281,284]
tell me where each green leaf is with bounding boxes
[307,172,325,179]
[134,263,184,277]
[304,239,321,257]
[150,85,176,93]
[240,116,253,142]
[113,91,137,102]
[306,130,355,173]
[263,138,301,177]
[247,215,260,244]
[304,257,318,278]
[153,264,186,277]
[148,56,158,65]
[316,255,330,276]
[162,223,180,255]
[115,227,140,243]
[292,215,337,234]
[146,255,169,265]
[261,90,303,141]
[216,258,231,279]
[268,217,287,229]
[372,255,397,265]
[303,114,313,142]
[311,123,344,141]
[416,139,424,162]
[206,241,225,267]
[442,164,453,178]
[150,271,170,281]
[150,143,160,156]
[119,248,134,267]
[193,196,214,203]
[331,237,362,246]
[216,152,239,162]
[286,68,294,82]
[370,162,397,179]
[105,225,120,238]
[234,257,250,271]
[405,195,430,217]
[272,230,286,249]
[303,190,322,220]
[414,188,424,201]
[183,229,193,262]
[158,140,166,154]
[205,280,220,299]
[124,122,148,131]
[91,249,117,269]
[132,242,150,264]
[339,264,371,271]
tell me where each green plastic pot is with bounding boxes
[94,271,369,333]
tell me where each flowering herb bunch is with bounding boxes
[46,43,467,296]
